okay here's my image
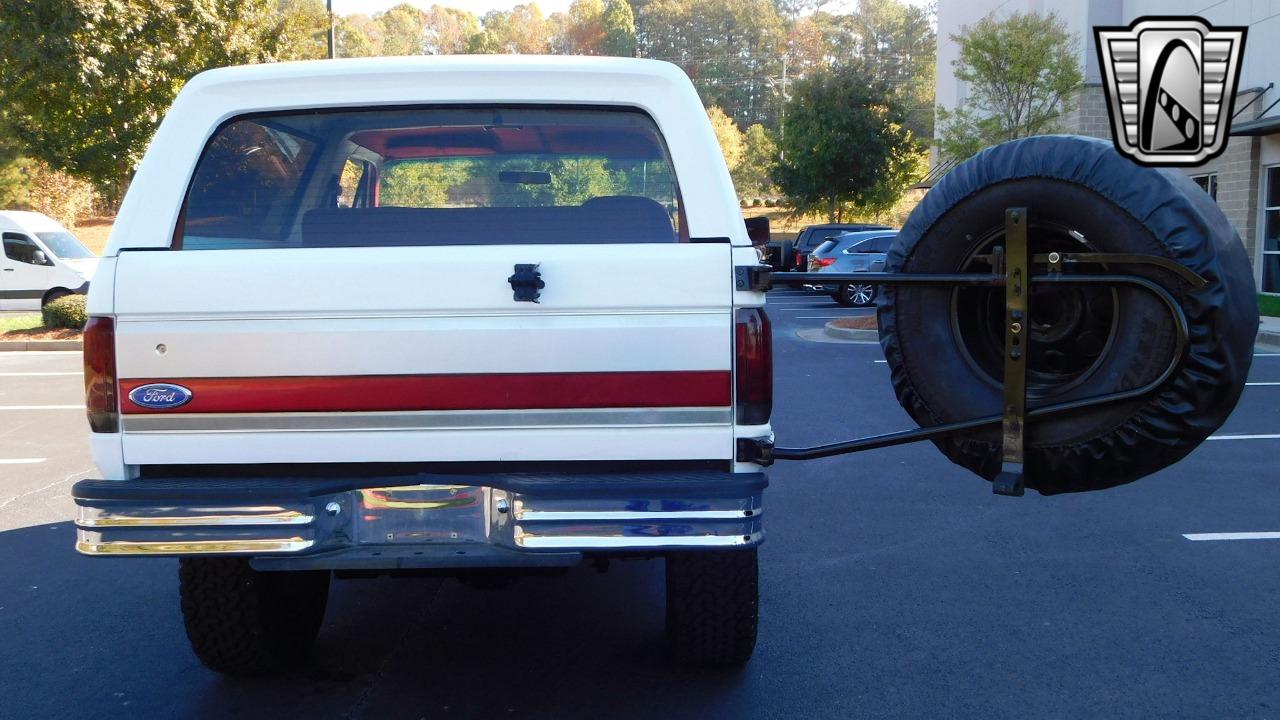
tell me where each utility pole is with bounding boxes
[327,0,336,59]
[779,54,788,161]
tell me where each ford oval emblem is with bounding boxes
[128,383,193,410]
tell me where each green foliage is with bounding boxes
[381,161,473,207]
[640,0,786,127]
[707,106,745,177]
[469,4,552,54]
[0,0,293,204]
[275,0,331,60]
[735,123,776,196]
[937,12,1083,160]
[42,294,87,330]
[601,0,638,56]
[1260,294,1280,318]
[805,1,936,138]
[423,6,482,54]
[774,65,922,221]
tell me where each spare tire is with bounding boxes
[878,135,1259,495]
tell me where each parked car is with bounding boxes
[787,222,893,273]
[812,230,898,306]
[0,210,96,310]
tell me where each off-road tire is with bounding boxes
[178,558,330,676]
[665,549,758,666]
[879,135,1258,494]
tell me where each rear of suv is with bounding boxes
[74,56,771,673]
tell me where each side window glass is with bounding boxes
[2,233,47,265]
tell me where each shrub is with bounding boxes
[752,197,763,207]
[739,198,749,208]
[42,294,87,329]
[764,198,776,207]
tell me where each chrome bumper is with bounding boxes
[72,472,765,568]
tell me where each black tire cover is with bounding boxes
[878,135,1259,494]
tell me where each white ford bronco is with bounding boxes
[73,54,1262,677]
[74,56,771,673]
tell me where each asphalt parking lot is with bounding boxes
[2,291,1279,719]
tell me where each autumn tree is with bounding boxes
[735,124,776,196]
[936,11,1082,159]
[469,4,552,54]
[276,0,330,60]
[422,5,482,54]
[774,66,921,221]
[0,0,290,202]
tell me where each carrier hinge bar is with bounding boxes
[994,208,1029,496]
[735,265,774,293]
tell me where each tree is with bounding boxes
[601,0,637,57]
[469,4,552,54]
[774,66,921,221]
[275,0,330,60]
[422,5,482,54]
[810,1,936,138]
[936,11,1082,159]
[551,0,606,54]
[639,0,785,127]
[337,13,383,57]
[377,3,427,56]
[0,0,287,202]
[735,123,776,195]
[707,106,745,176]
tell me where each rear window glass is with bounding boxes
[177,107,681,250]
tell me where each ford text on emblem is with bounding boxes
[128,383,193,410]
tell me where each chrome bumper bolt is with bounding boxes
[496,498,510,514]
[324,502,341,517]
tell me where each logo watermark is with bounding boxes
[1095,16,1247,166]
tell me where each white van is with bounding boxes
[0,210,97,310]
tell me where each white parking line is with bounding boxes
[1245,382,1280,386]
[1206,434,1280,440]
[1183,532,1280,541]
[0,372,81,377]
[0,458,45,465]
[0,405,85,410]
[796,316,872,319]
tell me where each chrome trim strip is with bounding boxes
[78,507,313,527]
[513,533,760,550]
[121,407,731,433]
[514,509,758,521]
[75,538,314,555]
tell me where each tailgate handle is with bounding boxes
[508,263,545,303]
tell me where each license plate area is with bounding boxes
[355,485,489,544]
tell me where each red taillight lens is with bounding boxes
[735,307,772,425]
[83,316,118,433]
[794,254,805,268]
[815,256,836,267]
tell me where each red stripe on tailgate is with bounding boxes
[119,371,731,414]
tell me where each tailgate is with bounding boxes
[112,243,734,465]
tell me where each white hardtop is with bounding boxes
[0,210,69,235]
[108,55,747,255]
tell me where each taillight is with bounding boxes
[794,254,805,268]
[735,307,772,425]
[83,316,118,433]
[815,256,836,267]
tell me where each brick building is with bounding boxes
[935,0,1280,294]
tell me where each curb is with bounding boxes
[1259,330,1280,350]
[0,340,82,352]
[823,322,879,342]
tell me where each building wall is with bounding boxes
[935,0,1280,287]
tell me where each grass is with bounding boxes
[1261,294,1280,318]
[0,313,42,334]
